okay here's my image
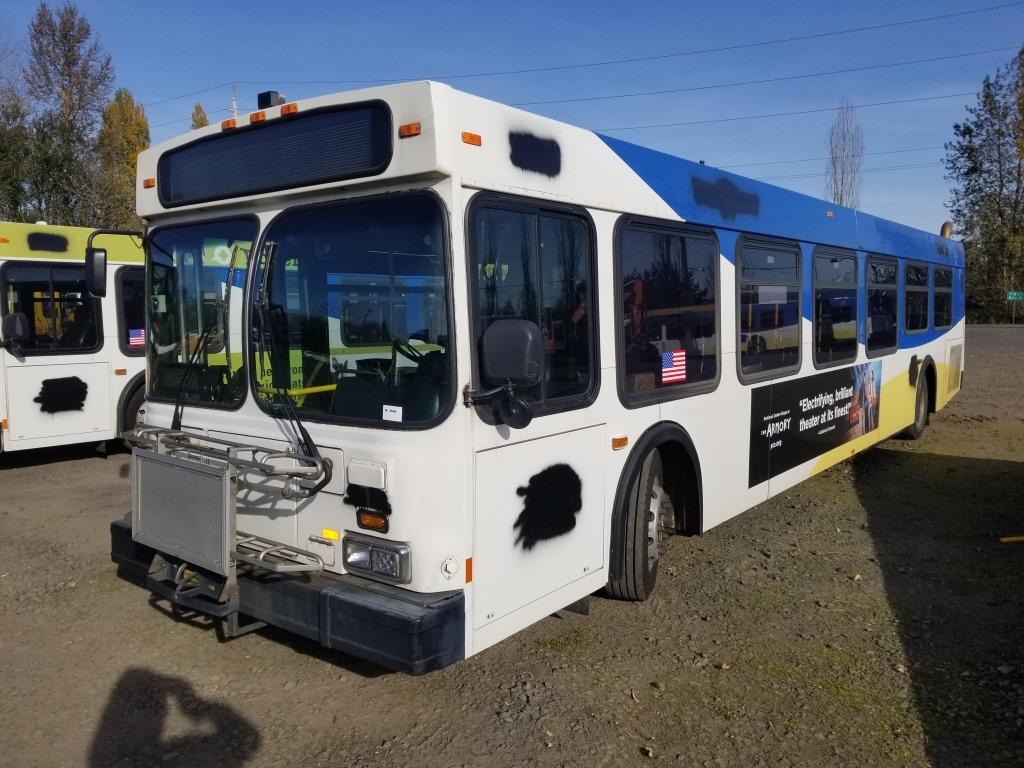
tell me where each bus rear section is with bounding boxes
[0,222,146,453]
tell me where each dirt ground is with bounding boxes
[1,325,1021,768]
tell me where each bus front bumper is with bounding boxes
[110,519,465,675]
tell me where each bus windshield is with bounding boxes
[251,193,451,427]
[147,218,255,408]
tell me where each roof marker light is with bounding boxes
[250,110,266,123]
[398,122,421,138]
[221,118,237,131]
[280,103,298,116]
[142,178,156,189]
[462,131,482,146]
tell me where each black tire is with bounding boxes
[607,449,674,601]
[122,385,146,441]
[900,373,929,440]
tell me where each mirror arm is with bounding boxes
[462,380,516,408]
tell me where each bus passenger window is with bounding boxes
[866,257,898,354]
[738,240,800,378]
[813,249,857,367]
[905,262,929,332]
[934,267,953,329]
[117,267,146,356]
[618,223,717,397]
[472,200,595,408]
[0,262,102,354]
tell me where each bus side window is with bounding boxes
[471,198,596,410]
[0,262,102,354]
[812,248,857,367]
[117,267,146,356]
[905,261,929,332]
[933,267,953,329]
[737,238,800,379]
[866,256,898,355]
[617,221,718,399]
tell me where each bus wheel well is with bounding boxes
[924,359,937,414]
[655,439,701,537]
[117,373,146,433]
[608,422,703,584]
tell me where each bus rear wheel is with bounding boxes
[607,449,674,601]
[901,373,929,440]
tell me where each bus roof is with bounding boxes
[138,80,962,268]
[0,221,143,265]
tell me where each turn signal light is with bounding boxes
[142,178,156,189]
[398,122,421,138]
[461,131,482,146]
[114,368,127,376]
[249,110,266,123]
[221,118,237,130]
[465,557,473,583]
[611,436,629,450]
[280,103,298,116]
[1,419,7,431]
[357,509,389,533]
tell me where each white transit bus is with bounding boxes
[104,82,964,674]
[0,222,146,453]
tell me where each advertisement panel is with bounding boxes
[749,361,882,487]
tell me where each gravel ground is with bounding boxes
[1,325,1021,768]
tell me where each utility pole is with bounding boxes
[231,83,238,120]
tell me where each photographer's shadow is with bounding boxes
[88,667,260,767]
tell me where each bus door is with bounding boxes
[467,200,606,643]
[0,261,112,448]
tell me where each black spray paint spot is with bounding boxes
[509,132,561,177]
[343,483,393,516]
[27,232,68,252]
[34,376,88,413]
[513,464,582,551]
[692,176,759,220]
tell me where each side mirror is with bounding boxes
[481,319,542,386]
[85,247,107,297]
[2,312,28,356]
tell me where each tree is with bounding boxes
[825,99,864,209]
[945,47,1024,322]
[0,34,30,220]
[96,88,149,228]
[191,102,209,129]
[22,2,114,224]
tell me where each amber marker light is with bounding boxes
[462,131,482,146]
[465,557,473,583]
[221,118,237,130]
[398,122,421,138]
[1,419,8,431]
[280,103,298,116]
[114,368,127,376]
[250,110,266,123]
[611,436,629,450]
[142,178,156,189]
[357,509,389,533]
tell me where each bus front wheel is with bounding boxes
[607,448,674,602]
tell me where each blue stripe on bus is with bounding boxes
[597,133,964,269]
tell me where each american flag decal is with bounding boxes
[128,328,146,348]
[661,349,687,383]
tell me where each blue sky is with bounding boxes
[2,0,1021,232]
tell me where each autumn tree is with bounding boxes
[22,2,114,224]
[825,99,864,209]
[0,34,31,219]
[95,88,150,228]
[945,47,1024,321]
[191,102,209,129]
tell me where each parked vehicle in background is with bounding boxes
[103,82,964,674]
[0,222,146,453]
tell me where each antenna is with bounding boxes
[231,83,238,120]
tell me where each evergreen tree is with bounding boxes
[944,48,1024,321]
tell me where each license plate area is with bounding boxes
[132,448,237,577]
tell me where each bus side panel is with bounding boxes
[0,350,7,450]
[4,361,112,447]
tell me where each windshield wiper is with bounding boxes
[254,241,332,494]
[171,322,217,431]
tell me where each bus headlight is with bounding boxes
[342,533,411,584]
